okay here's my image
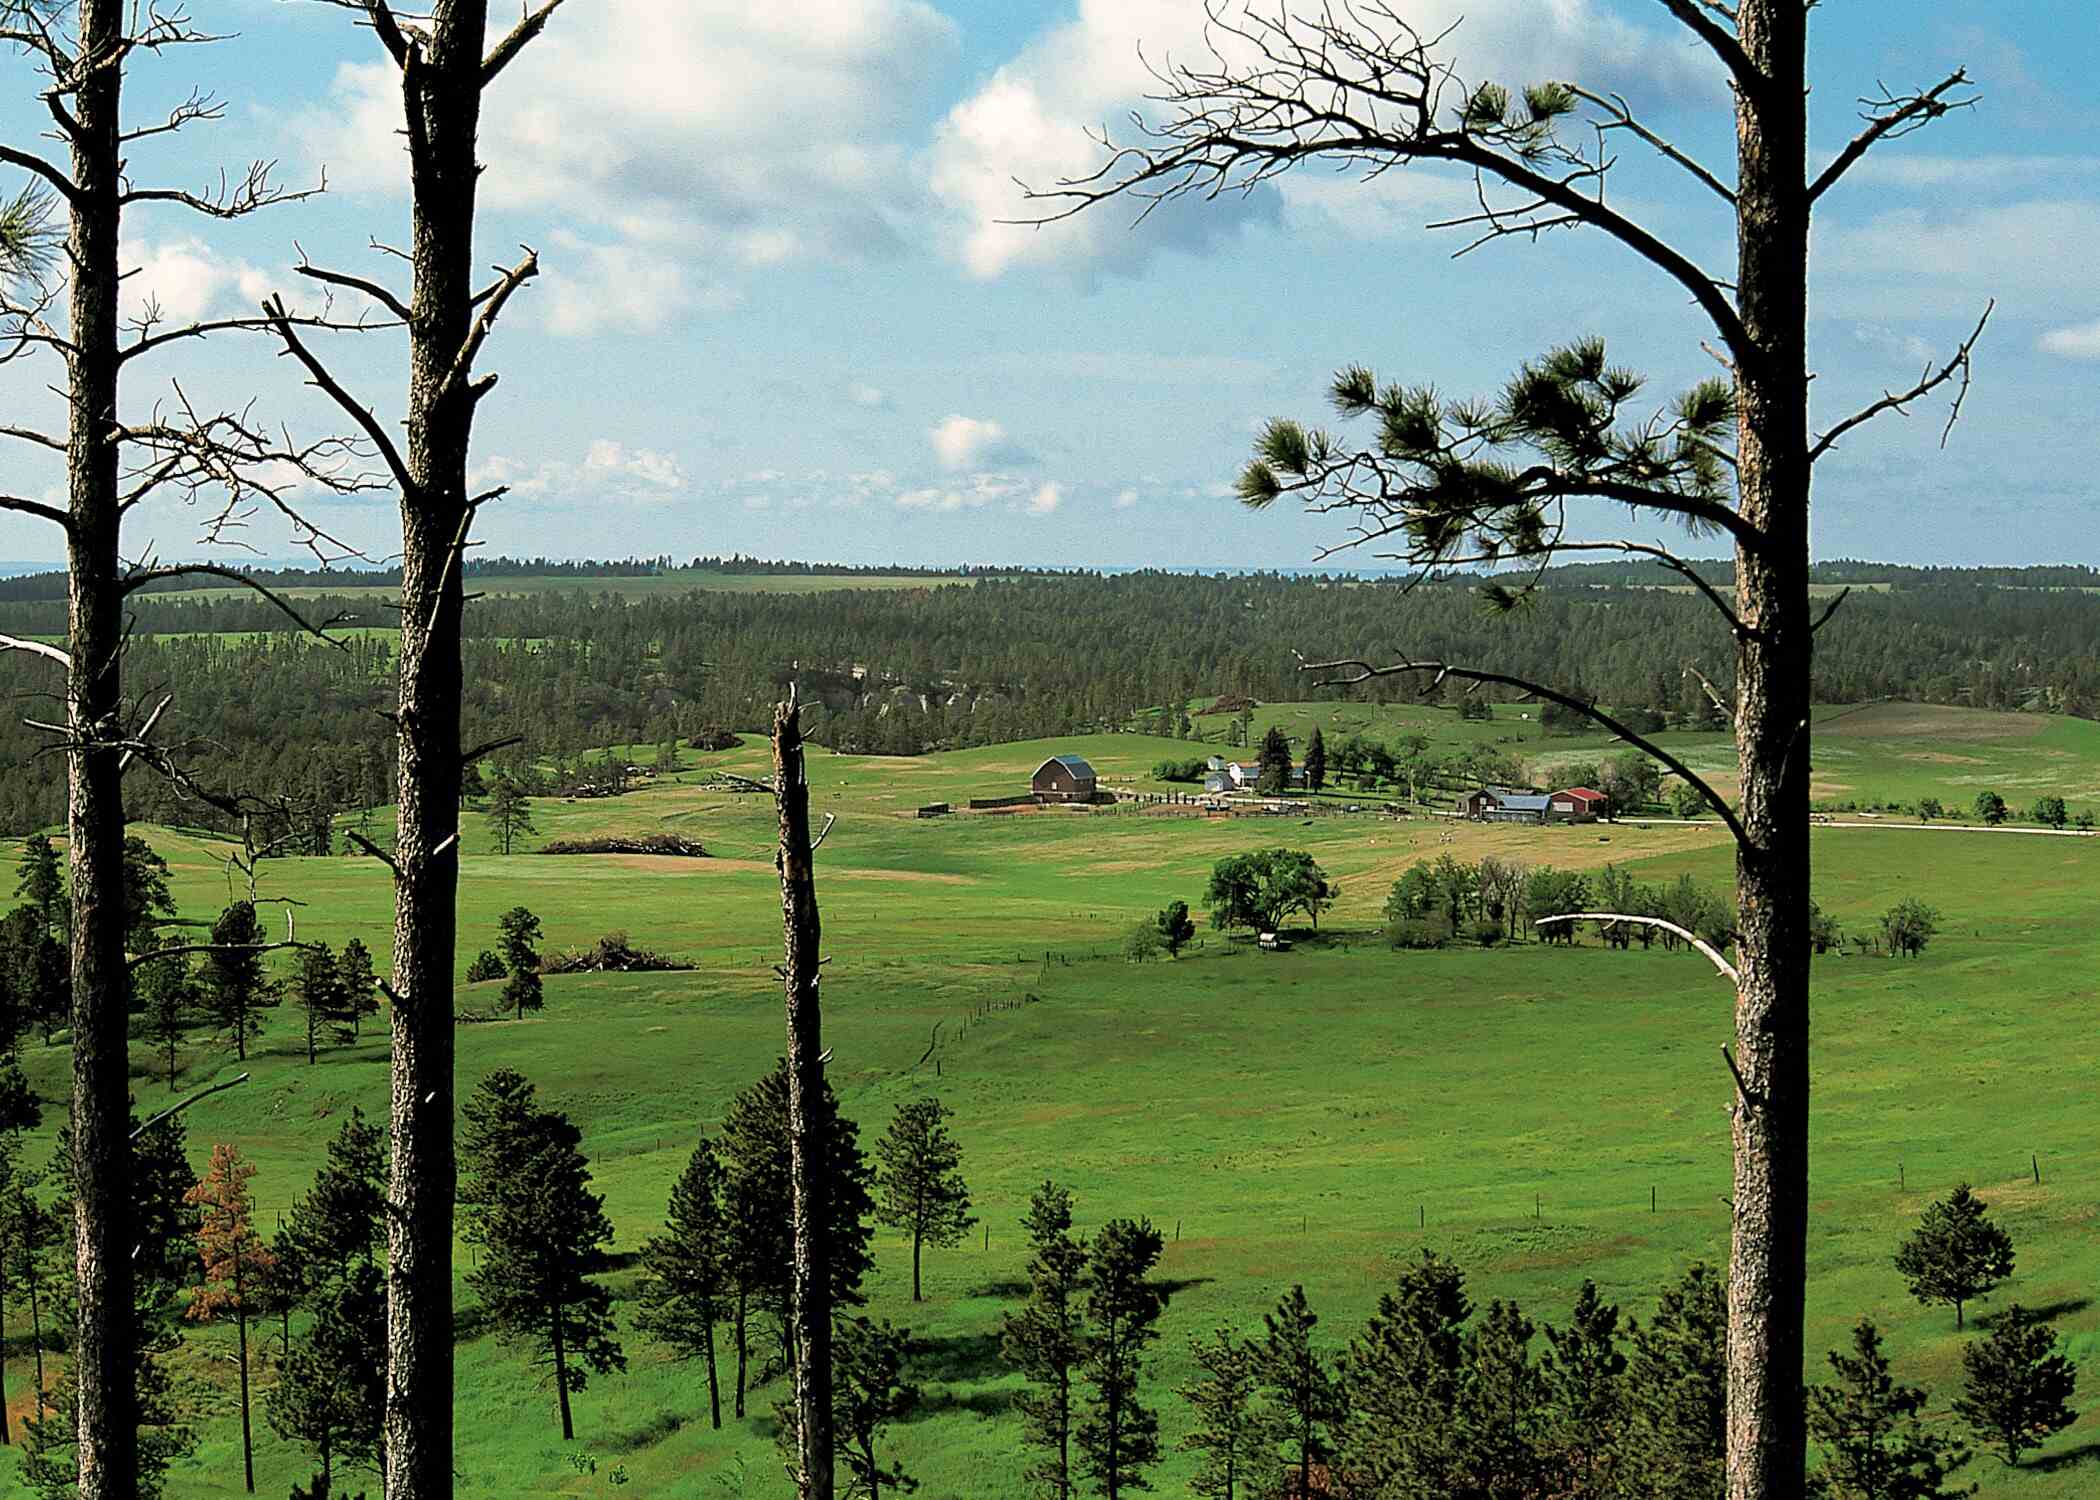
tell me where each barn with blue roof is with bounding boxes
[1032,754,1099,804]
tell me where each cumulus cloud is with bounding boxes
[929,414,1033,471]
[1113,487,1139,509]
[300,2,958,321]
[539,234,738,335]
[2039,319,2100,359]
[118,237,277,326]
[928,0,1718,279]
[896,472,1025,512]
[1025,481,1063,515]
[1819,198,2100,311]
[473,438,688,505]
[847,381,889,407]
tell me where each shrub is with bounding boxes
[1124,923,1165,963]
[1469,918,1503,947]
[689,725,740,752]
[1387,916,1453,950]
[465,950,507,983]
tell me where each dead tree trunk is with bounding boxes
[1725,5,1812,1495]
[65,4,138,1493]
[774,699,833,1500]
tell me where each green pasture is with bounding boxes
[4,730,2099,1496]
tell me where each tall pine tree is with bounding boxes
[1002,1181,1090,1500]
[1076,1217,1167,1498]
[635,1135,733,1429]
[873,1095,974,1303]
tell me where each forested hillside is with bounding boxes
[3,566,2098,835]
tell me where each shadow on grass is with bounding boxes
[1159,1275,1216,1300]
[1976,1297,2091,1329]
[908,1330,1005,1385]
[913,1386,1017,1419]
[964,1277,1031,1300]
[2030,1440,2100,1473]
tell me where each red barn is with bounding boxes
[1550,786,1609,820]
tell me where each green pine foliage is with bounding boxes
[293,941,343,1065]
[1255,1284,1343,1500]
[1805,1319,1974,1499]
[1617,1262,1728,1496]
[1076,1216,1167,1498]
[1178,1328,1263,1500]
[497,906,544,1019]
[1895,1184,2014,1329]
[635,1135,733,1429]
[201,899,282,1061]
[1541,1280,1627,1496]
[1337,1249,1472,1493]
[1002,1181,1090,1500]
[1952,1306,2079,1467]
[873,1095,975,1302]
[461,1068,626,1441]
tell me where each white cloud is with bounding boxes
[118,237,278,327]
[1819,198,2100,309]
[1113,487,1139,509]
[847,381,889,408]
[300,2,958,324]
[1025,481,1063,515]
[929,414,1032,471]
[928,0,1718,278]
[539,235,737,335]
[896,472,1025,512]
[2039,319,2100,359]
[585,439,685,489]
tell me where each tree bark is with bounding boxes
[705,1322,722,1430]
[1726,4,1813,1498]
[237,1296,255,1493]
[384,4,484,1494]
[734,1288,748,1419]
[551,1305,573,1442]
[66,3,138,1494]
[775,700,833,1500]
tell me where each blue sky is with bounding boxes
[0,0,2093,569]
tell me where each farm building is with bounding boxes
[1458,787,1553,823]
[1550,786,1609,819]
[1032,754,1099,803]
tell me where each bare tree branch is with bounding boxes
[263,292,416,495]
[1532,912,1740,982]
[1649,0,1757,97]
[1568,87,1735,203]
[295,254,411,323]
[1808,70,1975,205]
[119,562,356,647]
[1809,302,1991,462]
[482,0,569,84]
[437,247,538,407]
[0,631,70,667]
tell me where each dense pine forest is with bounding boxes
[3,563,2098,836]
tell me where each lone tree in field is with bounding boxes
[498,906,544,1020]
[1805,1319,1972,1500]
[1972,792,2008,826]
[1952,1306,2078,1468]
[1033,6,1988,1491]
[1077,1217,1168,1499]
[332,937,379,1042]
[1179,1328,1263,1500]
[185,1144,277,1495]
[1880,899,1939,960]
[874,1095,975,1303]
[1304,727,1326,793]
[136,940,200,1089]
[201,902,281,1061]
[1204,848,1333,934]
[636,1136,734,1430]
[486,775,537,855]
[1003,1181,1091,1500]
[1895,1185,2014,1330]
[461,1069,625,1442]
[1156,899,1197,957]
[1257,1284,1344,1500]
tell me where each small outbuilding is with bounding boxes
[1550,786,1609,820]
[1032,754,1099,804]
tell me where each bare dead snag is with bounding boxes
[774,697,834,1500]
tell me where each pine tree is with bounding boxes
[1805,1319,1974,1499]
[636,1136,733,1429]
[1337,1250,1471,1495]
[1179,1329,1262,1500]
[486,775,537,855]
[1454,1299,1553,1497]
[1076,1217,1166,1498]
[831,1316,918,1500]
[461,1069,626,1441]
[1618,1262,1728,1497]
[1154,901,1195,958]
[12,833,64,937]
[1541,1279,1626,1497]
[1895,1185,2015,1329]
[1256,725,1293,795]
[201,900,281,1061]
[1303,727,1326,793]
[873,1095,975,1302]
[293,942,343,1065]
[267,1261,387,1491]
[136,939,200,1088]
[1952,1306,2078,1468]
[1003,1181,1090,1500]
[185,1143,277,1494]
[282,1108,388,1293]
[497,905,544,1020]
[333,937,379,1042]
[718,1060,876,1393]
[1255,1284,1342,1499]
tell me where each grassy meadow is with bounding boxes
[3,722,2098,1496]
